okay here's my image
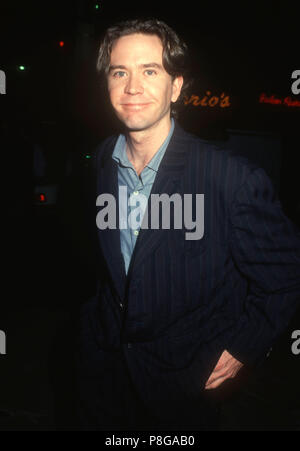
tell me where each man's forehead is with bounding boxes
[111,33,163,54]
[110,34,164,70]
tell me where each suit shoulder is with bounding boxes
[92,135,118,168]
[182,132,270,200]
[187,133,261,179]
[95,135,118,158]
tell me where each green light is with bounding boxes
[95,4,100,9]
[19,65,25,71]
[85,154,91,159]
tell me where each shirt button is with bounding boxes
[127,343,132,349]
[119,303,124,309]
[134,230,139,236]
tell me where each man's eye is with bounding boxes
[113,71,127,78]
[145,70,156,76]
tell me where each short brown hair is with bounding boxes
[96,18,191,118]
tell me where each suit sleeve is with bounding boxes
[227,166,300,366]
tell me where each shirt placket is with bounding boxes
[129,173,145,245]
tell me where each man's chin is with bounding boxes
[117,112,168,133]
[119,117,152,133]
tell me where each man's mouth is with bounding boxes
[121,103,151,111]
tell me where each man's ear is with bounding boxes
[171,76,184,103]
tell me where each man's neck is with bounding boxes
[125,116,172,176]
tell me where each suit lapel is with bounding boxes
[127,123,190,276]
[97,138,127,301]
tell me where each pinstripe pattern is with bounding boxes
[79,122,300,425]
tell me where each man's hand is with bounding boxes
[205,350,244,390]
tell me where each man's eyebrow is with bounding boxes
[108,65,127,73]
[141,63,163,69]
[108,63,163,73]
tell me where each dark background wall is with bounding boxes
[0,0,299,430]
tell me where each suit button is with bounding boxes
[127,343,132,349]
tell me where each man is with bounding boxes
[76,18,300,430]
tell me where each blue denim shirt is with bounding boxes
[112,119,175,274]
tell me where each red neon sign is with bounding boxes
[184,92,231,108]
[259,93,300,108]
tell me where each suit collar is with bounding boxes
[100,120,190,172]
[111,118,176,173]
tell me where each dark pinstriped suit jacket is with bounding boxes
[82,121,300,420]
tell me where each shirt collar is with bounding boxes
[112,118,175,173]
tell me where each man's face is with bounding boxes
[107,33,183,132]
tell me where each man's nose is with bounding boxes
[124,74,144,95]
